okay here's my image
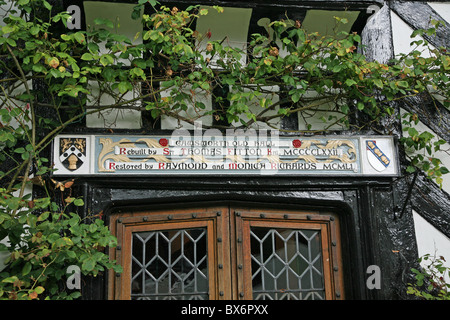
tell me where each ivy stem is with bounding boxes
[5,46,35,203]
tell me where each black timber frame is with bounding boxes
[74,175,417,300]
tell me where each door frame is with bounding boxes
[108,206,231,300]
[108,204,344,300]
[233,207,343,300]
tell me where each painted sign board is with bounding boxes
[52,134,399,177]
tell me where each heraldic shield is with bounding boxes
[59,138,87,171]
[366,140,391,172]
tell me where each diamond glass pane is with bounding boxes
[131,228,208,300]
[250,228,325,300]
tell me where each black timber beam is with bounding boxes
[411,172,450,239]
[158,0,383,10]
[400,94,450,143]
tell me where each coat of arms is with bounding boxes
[366,140,391,172]
[59,138,87,171]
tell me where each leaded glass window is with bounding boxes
[131,228,209,300]
[250,228,325,300]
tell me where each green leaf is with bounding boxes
[199,81,210,91]
[100,55,114,66]
[161,80,175,88]
[440,167,449,175]
[102,67,115,81]
[89,223,98,233]
[332,64,342,73]
[406,166,416,173]
[132,59,147,69]
[2,276,18,284]
[5,198,20,210]
[408,127,419,137]
[35,286,45,294]
[70,291,82,299]
[397,80,409,88]
[73,32,85,44]
[117,82,131,94]
[22,262,32,276]
[87,43,99,54]
[131,67,144,77]
[2,25,16,34]
[42,0,52,10]
[373,79,383,89]
[33,53,43,64]
[292,92,301,103]
[341,105,349,114]
[30,26,40,35]
[93,18,114,29]
[61,34,72,41]
[37,211,50,222]
[73,198,84,207]
[82,257,96,272]
[6,38,17,47]
[81,53,94,61]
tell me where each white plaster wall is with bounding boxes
[392,5,450,271]
[80,5,358,131]
[0,0,18,25]
[400,109,450,194]
[195,6,252,67]
[390,10,436,57]
[160,84,213,130]
[85,81,142,129]
[161,6,253,130]
[230,85,280,130]
[391,5,450,192]
[413,210,450,281]
[83,1,143,129]
[428,2,450,22]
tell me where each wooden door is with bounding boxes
[108,206,343,300]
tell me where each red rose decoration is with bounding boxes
[292,139,302,148]
[159,138,168,147]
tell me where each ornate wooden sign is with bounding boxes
[52,133,399,177]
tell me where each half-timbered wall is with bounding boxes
[1,0,450,299]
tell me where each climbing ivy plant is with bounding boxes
[407,254,450,300]
[0,0,449,299]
